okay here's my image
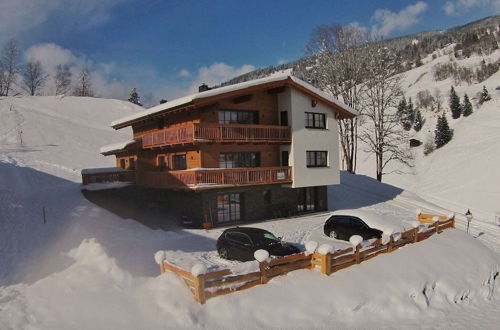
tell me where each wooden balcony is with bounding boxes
[136,166,292,190]
[142,123,291,148]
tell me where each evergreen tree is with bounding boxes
[462,93,473,116]
[435,115,453,148]
[401,97,415,131]
[128,88,142,106]
[413,109,423,131]
[478,85,491,105]
[449,86,461,119]
[397,96,407,117]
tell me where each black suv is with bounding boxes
[324,215,383,241]
[216,227,300,262]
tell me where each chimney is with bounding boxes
[199,83,210,92]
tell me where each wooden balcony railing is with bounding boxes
[142,123,291,148]
[136,166,292,189]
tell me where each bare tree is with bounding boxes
[73,67,94,97]
[0,39,20,96]
[53,64,72,95]
[359,46,413,182]
[21,61,49,96]
[305,24,369,173]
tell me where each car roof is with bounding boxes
[330,209,407,232]
[223,227,271,234]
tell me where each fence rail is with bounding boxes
[158,215,455,303]
[142,123,291,148]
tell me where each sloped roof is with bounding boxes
[100,139,139,155]
[111,74,357,129]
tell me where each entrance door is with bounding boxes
[217,193,241,223]
[297,187,317,212]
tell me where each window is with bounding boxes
[218,110,258,124]
[129,158,136,170]
[280,111,288,126]
[219,152,260,168]
[172,154,187,170]
[120,158,126,169]
[226,232,251,246]
[306,151,328,168]
[217,193,241,223]
[281,150,289,167]
[157,155,166,170]
[305,112,326,129]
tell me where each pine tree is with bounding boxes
[128,88,142,106]
[449,86,461,119]
[413,109,423,131]
[401,97,415,131]
[435,115,453,148]
[397,96,407,117]
[479,85,491,105]
[462,93,473,116]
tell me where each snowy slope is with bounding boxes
[0,96,139,181]
[356,47,500,224]
[0,92,499,327]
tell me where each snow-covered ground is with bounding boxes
[1,61,500,329]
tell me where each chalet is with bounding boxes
[84,75,357,227]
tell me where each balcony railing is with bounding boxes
[142,123,291,148]
[136,166,292,189]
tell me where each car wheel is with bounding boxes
[218,246,230,260]
[329,230,338,239]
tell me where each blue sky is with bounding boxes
[1,0,498,105]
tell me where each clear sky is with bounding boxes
[1,0,499,105]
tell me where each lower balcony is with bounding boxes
[136,166,292,190]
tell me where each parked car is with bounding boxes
[217,227,300,262]
[323,210,384,241]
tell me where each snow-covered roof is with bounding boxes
[111,74,357,128]
[99,140,138,155]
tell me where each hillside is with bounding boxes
[0,90,499,328]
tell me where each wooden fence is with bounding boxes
[159,216,455,304]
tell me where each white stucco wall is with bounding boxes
[278,87,340,188]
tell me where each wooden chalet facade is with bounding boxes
[84,75,357,227]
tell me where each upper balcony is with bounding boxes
[142,123,291,148]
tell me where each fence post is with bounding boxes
[387,235,394,253]
[193,274,206,304]
[435,221,440,234]
[355,245,361,264]
[413,227,419,243]
[451,216,455,228]
[320,253,332,275]
[259,261,269,284]
[160,261,165,274]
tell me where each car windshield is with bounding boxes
[252,231,280,246]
